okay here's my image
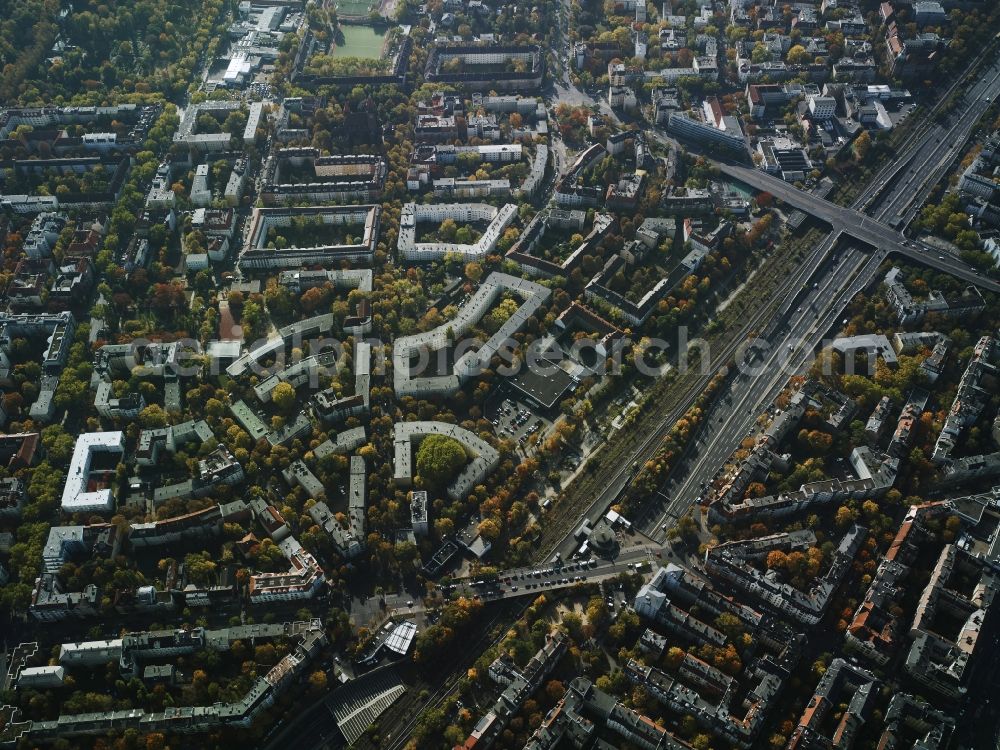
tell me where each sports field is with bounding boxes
[335,0,373,17]
[332,25,386,58]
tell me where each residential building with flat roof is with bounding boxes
[240,205,380,271]
[410,490,429,536]
[393,273,550,397]
[61,432,124,513]
[397,202,517,263]
[393,421,500,501]
[261,149,386,204]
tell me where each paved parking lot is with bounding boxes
[485,393,551,451]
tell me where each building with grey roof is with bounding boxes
[261,149,385,205]
[240,205,380,270]
[173,100,243,152]
[282,460,325,500]
[521,676,695,750]
[397,202,517,263]
[253,350,340,403]
[877,693,952,750]
[247,535,324,603]
[393,272,550,397]
[59,639,123,666]
[864,396,895,445]
[229,400,269,441]
[43,526,98,573]
[0,478,25,519]
[932,336,997,465]
[410,490,429,537]
[706,525,868,626]
[830,333,898,369]
[311,341,371,425]
[0,622,327,744]
[307,455,368,559]
[393,421,500,501]
[29,574,101,622]
[277,268,373,294]
[787,658,878,750]
[584,239,710,326]
[266,413,312,448]
[904,543,997,699]
[424,43,544,92]
[624,654,785,749]
[61,432,124,514]
[505,210,614,279]
[456,632,568,749]
[518,144,548,199]
[128,499,250,548]
[135,420,214,467]
[313,427,367,459]
[16,666,65,689]
[277,312,337,342]
[884,266,986,325]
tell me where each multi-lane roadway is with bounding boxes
[634,51,1000,536]
[551,46,1000,546]
[861,50,1000,226]
[639,243,873,536]
[716,162,1000,291]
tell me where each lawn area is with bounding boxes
[264,217,368,248]
[336,0,374,17]
[332,25,385,58]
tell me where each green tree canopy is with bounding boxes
[415,434,468,487]
[786,44,809,65]
[271,381,297,413]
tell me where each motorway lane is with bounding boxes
[641,80,1000,537]
[532,29,1000,587]
[640,245,870,535]
[323,46,1000,750]
[365,43,1000,750]
[717,162,1000,293]
[863,52,1000,218]
[538,180,874,561]
[638,60,1000,536]
[880,58,1000,228]
[641,238,921,541]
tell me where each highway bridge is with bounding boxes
[716,162,1000,295]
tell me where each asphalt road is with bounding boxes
[439,544,659,600]
[356,40,1000,750]
[556,46,1000,545]
[716,162,1000,293]
[639,243,874,536]
[638,83,1000,536]
[366,544,663,620]
[634,54,1000,537]
[865,51,1000,228]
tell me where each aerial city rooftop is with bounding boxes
[0,0,1000,747]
